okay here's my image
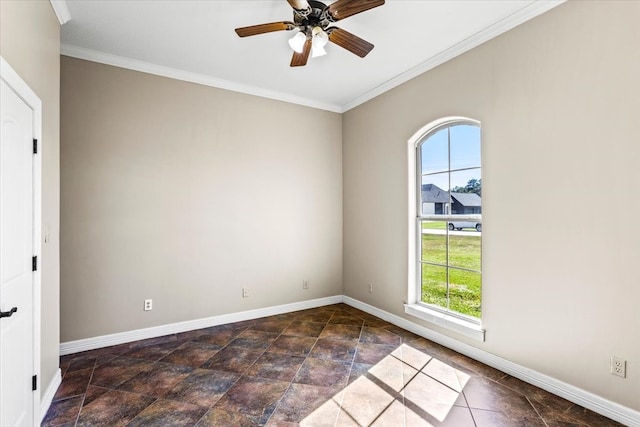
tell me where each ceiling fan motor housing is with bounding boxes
[294,0,333,35]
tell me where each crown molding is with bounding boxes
[60,45,342,113]
[50,0,71,25]
[341,0,565,112]
[60,1,563,113]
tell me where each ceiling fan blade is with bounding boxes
[328,27,374,58]
[235,22,295,37]
[290,38,312,67]
[327,0,384,21]
[287,0,310,11]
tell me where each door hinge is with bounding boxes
[32,256,37,272]
[33,138,38,154]
[32,375,37,391]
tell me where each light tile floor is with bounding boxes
[43,304,623,426]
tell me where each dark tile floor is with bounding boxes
[43,304,622,426]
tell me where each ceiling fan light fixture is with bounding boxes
[288,31,307,53]
[312,26,329,46]
[311,45,327,58]
[310,26,328,58]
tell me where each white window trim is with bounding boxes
[404,304,485,341]
[406,116,485,342]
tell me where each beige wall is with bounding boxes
[343,0,639,411]
[0,0,61,398]
[60,57,343,341]
[57,0,638,414]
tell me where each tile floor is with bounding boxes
[43,304,622,426]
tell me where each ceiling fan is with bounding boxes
[235,0,385,67]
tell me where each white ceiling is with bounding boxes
[59,0,563,112]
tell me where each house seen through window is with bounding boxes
[417,120,482,320]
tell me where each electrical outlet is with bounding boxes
[144,299,152,311]
[610,356,626,378]
[242,288,249,298]
[303,280,310,290]
[368,283,373,293]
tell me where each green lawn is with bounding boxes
[421,232,482,318]
[421,221,447,230]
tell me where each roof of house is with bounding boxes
[451,192,482,207]
[421,184,450,203]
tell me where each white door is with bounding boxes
[0,78,35,426]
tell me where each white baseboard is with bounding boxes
[60,295,342,356]
[57,294,638,426]
[40,368,62,423]
[342,296,640,427]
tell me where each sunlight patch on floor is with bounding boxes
[301,343,471,426]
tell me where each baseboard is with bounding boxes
[40,368,62,423]
[60,295,342,356]
[57,294,638,426]
[342,296,640,427]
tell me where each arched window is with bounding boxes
[407,117,484,340]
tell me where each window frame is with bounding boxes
[406,117,485,341]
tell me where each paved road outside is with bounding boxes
[422,229,481,237]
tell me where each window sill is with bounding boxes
[404,304,485,342]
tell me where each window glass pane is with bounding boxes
[450,169,481,216]
[421,264,448,308]
[421,221,447,264]
[420,127,448,174]
[448,268,481,318]
[449,233,481,271]
[415,121,482,320]
[450,124,481,170]
[420,174,449,215]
